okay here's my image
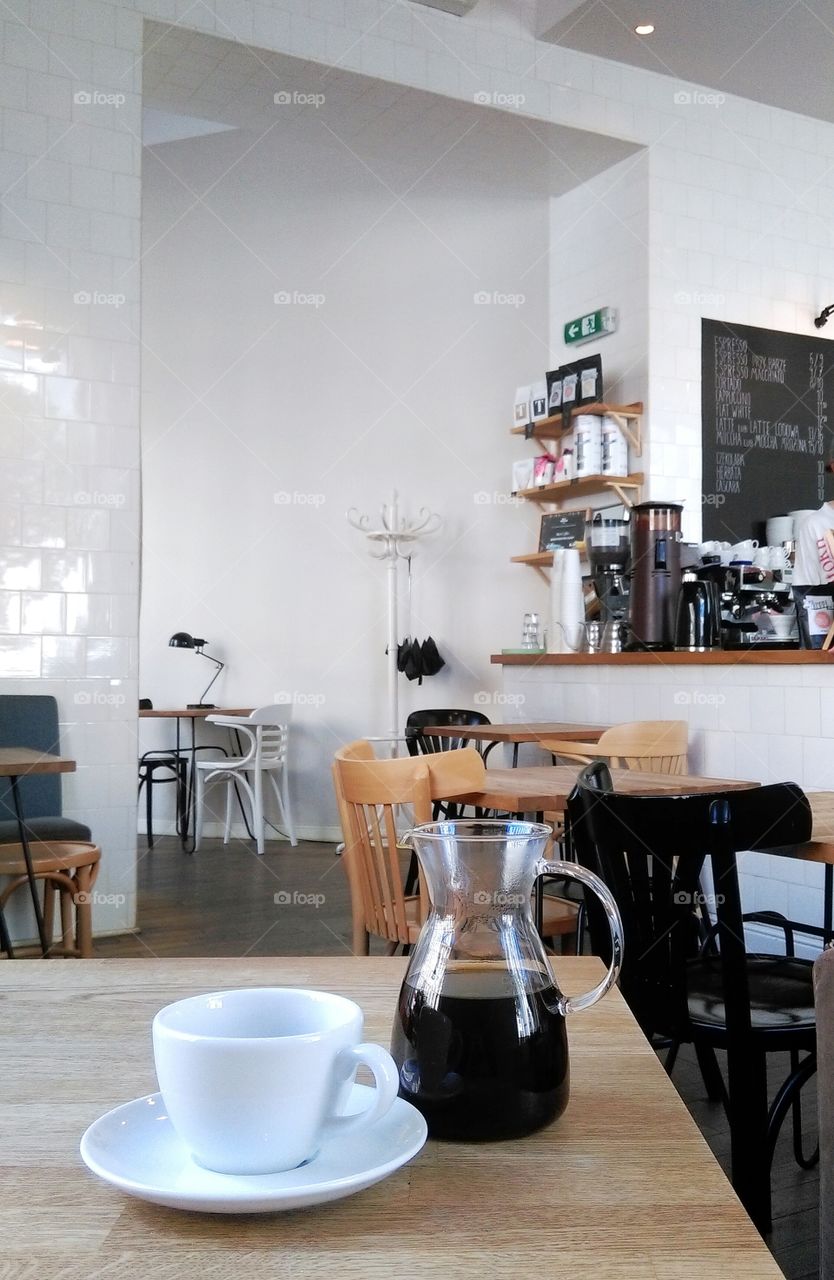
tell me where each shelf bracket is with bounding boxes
[609,480,640,508]
[608,411,642,456]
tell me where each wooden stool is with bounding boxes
[0,842,101,958]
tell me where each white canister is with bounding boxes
[601,415,628,477]
[573,415,603,478]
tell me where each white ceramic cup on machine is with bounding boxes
[152,987,399,1175]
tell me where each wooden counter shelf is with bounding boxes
[516,472,643,505]
[492,649,833,666]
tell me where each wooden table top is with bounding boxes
[422,721,608,744]
[448,766,756,813]
[138,707,254,719]
[0,747,76,777]
[0,957,780,1278]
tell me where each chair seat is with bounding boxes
[0,841,101,875]
[687,954,815,1032]
[0,816,92,845]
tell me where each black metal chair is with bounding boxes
[566,762,818,1234]
[137,700,187,848]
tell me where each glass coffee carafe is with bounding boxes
[391,820,623,1141]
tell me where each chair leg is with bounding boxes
[176,760,188,836]
[253,769,265,856]
[728,1047,772,1234]
[789,1049,819,1169]
[145,774,155,849]
[42,880,56,955]
[194,768,205,852]
[223,779,233,845]
[694,1042,727,1106]
[75,863,95,958]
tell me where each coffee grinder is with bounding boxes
[627,501,683,650]
[586,513,631,623]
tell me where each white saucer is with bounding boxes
[80,1084,427,1213]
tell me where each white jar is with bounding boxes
[574,415,603,478]
[601,415,629,477]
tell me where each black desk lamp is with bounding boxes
[168,632,225,709]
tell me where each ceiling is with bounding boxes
[141,23,638,199]
[538,0,834,125]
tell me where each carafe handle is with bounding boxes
[536,859,623,1015]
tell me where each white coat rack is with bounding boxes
[347,492,441,746]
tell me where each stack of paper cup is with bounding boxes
[549,549,566,653]
[560,548,585,652]
[549,547,585,653]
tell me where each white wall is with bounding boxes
[139,120,551,837]
[548,151,649,410]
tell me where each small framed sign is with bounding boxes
[539,511,585,551]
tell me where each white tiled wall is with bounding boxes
[4,0,833,933]
[0,2,143,936]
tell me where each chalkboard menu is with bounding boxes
[701,319,834,540]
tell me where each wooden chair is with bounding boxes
[333,745,433,955]
[541,720,689,774]
[0,841,101,958]
[333,743,578,954]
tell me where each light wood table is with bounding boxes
[138,708,254,849]
[421,722,609,766]
[446,766,756,815]
[0,748,76,956]
[0,957,781,1278]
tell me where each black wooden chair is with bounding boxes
[566,762,818,1234]
[405,709,491,757]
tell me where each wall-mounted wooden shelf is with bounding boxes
[511,401,643,452]
[516,473,644,505]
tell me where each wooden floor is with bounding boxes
[97,835,820,1279]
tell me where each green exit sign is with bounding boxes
[564,307,618,346]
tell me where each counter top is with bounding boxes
[492,650,832,665]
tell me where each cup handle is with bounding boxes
[537,859,624,1014]
[324,1042,400,1136]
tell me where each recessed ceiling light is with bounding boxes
[634,23,655,35]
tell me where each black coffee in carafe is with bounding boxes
[392,963,569,1140]
[389,821,623,1143]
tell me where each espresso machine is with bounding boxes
[627,501,682,650]
[586,513,631,623]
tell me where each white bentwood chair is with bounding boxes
[194,705,297,855]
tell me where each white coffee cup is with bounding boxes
[152,987,399,1175]
[730,539,758,560]
[769,612,795,639]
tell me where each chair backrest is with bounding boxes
[814,947,834,1280]
[218,705,290,768]
[405,708,491,756]
[593,720,689,773]
[333,744,433,947]
[0,695,63,821]
[566,762,812,1043]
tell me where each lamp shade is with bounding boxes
[168,632,207,649]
